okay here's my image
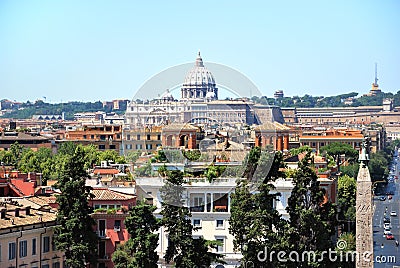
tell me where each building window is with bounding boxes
[110,145,116,149]
[9,242,16,260]
[91,135,94,139]
[32,238,37,255]
[147,134,151,140]
[100,135,106,140]
[146,144,153,150]
[216,219,224,229]
[98,144,106,150]
[157,134,161,140]
[136,144,142,150]
[193,219,201,227]
[83,135,87,139]
[115,219,121,229]
[42,265,50,268]
[43,236,50,253]
[127,134,131,140]
[215,237,224,252]
[19,240,27,258]
[137,134,141,140]
[52,262,60,268]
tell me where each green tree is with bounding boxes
[286,152,337,267]
[58,141,77,155]
[160,170,223,267]
[113,200,161,268]
[290,145,312,156]
[337,175,356,230]
[368,151,389,181]
[54,146,98,267]
[125,150,142,163]
[98,150,126,164]
[340,163,359,179]
[9,142,24,169]
[320,142,358,172]
[229,152,287,267]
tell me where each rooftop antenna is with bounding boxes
[374,62,378,86]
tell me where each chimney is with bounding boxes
[14,208,20,217]
[0,208,6,219]
[25,206,31,216]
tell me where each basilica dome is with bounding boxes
[181,52,218,100]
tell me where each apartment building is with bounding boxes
[64,124,122,153]
[0,199,65,268]
[88,188,136,268]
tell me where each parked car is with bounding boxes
[384,223,391,229]
[391,211,397,217]
[384,216,391,223]
[384,229,391,235]
[379,196,386,201]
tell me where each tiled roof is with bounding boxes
[91,188,135,200]
[162,123,198,131]
[93,168,120,175]
[0,202,57,230]
[0,132,50,141]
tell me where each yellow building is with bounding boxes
[0,198,65,268]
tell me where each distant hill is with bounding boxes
[0,100,126,120]
[252,90,400,108]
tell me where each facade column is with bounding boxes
[261,135,267,148]
[204,192,207,212]
[210,193,214,213]
[227,192,231,213]
[277,135,283,151]
[283,134,289,150]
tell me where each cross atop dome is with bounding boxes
[195,51,204,67]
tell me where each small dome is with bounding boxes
[161,89,174,101]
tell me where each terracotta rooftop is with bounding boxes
[254,122,291,131]
[93,168,120,175]
[0,132,50,141]
[0,200,57,230]
[90,188,135,200]
[162,123,198,131]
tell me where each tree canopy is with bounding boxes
[54,146,98,267]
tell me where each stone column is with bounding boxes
[283,134,289,150]
[355,140,373,268]
[277,136,283,151]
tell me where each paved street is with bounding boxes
[373,150,400,267]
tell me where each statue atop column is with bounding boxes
[359,136,370,168]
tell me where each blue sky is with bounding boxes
[0,0,399,102]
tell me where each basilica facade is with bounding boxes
[125,52,269,128]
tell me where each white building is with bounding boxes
[124,53,281,129]
[135,176,241,268]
